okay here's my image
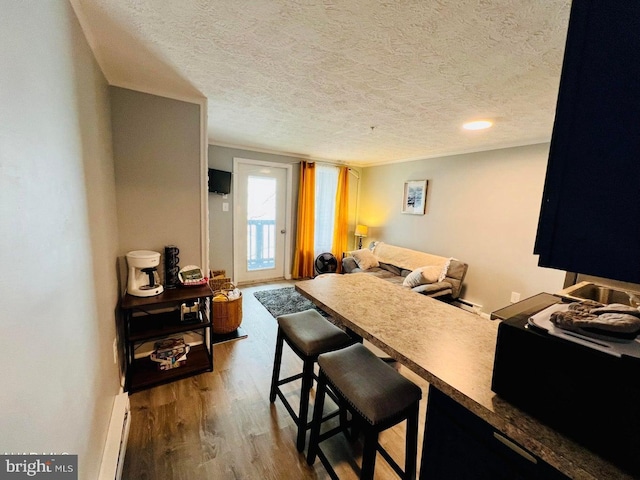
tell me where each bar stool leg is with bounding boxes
[339,397,355,440]
[405,405,419,480]
[360,429,379,480]
[269,328,284,403]
[306,372,327,466]
[297,358,315,452]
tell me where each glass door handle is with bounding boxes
[280,229,286,234]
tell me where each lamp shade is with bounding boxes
[355,224,368,237]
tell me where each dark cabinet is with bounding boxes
[420,387,568,480]
[534,0,640,283]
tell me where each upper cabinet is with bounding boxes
[534,0,640,283]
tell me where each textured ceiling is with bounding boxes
[72,0,571,166]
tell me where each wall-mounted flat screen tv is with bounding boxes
[208,168,232,195]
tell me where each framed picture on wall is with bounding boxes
[402,180,427,215]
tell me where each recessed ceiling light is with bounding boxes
[463,120,493,130]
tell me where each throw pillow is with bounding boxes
[403,268,424,287]
[402,265,442,287]
[351,248,379,270]
[421,265,443,283]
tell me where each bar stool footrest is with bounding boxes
[316,447,340,480]
[275,390,301,423]
[277,372,304,386]
[377,445,404,478]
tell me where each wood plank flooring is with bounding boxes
[121,280,430,480]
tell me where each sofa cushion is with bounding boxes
[402,265,443,287]
[364,267,398,281]
[385,275,406,287]
[351,248,379,270]
[378,262,403,276]
[412,281,453,297]
[342,256,360,273]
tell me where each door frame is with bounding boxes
[232,157,293,282]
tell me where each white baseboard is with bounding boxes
[98,392,130,480]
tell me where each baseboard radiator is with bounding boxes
[454,298,482,313]
[454,298,492,319]
[98,392,131,480]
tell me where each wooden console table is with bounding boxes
[296,273,630,479]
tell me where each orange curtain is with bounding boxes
[331,166,349,272]
[292,161,316,279]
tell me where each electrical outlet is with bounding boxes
[222,202,229,212]
[112,338,118,364]
[510,291,521,303]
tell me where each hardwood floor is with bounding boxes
[121,280,430,479]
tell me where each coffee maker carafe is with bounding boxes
[126,250,164,297]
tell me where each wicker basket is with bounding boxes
[209,276,232,293]
[210,269,226,279]
[212,282,243,334]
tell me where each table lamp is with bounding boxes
[355,224,368,249]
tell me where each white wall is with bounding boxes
[360,144,566,314]
[0,2,120,477]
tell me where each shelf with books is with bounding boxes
[128,344,210,392]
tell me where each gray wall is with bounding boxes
[208,145,361,279]
[359,144,566,314]
[208,145,301,278]
[0,2,120,477]
[112,88,203,278]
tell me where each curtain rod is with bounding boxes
[286,160,360,178]
[288,159,351,168]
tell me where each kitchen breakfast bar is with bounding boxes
[295,273,630,480]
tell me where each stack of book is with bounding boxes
[150,337,189,370]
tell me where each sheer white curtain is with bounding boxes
[314,164,338,258]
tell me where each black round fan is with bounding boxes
[314,252,338,275]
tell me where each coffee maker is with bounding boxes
[126,250,164,297]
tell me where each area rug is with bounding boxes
[253,287,329,319]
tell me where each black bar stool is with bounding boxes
[307,343,422,480]
[269,309,353,452]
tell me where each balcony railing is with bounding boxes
[247,219,276,270]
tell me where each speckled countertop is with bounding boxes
[296,273,632,480]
